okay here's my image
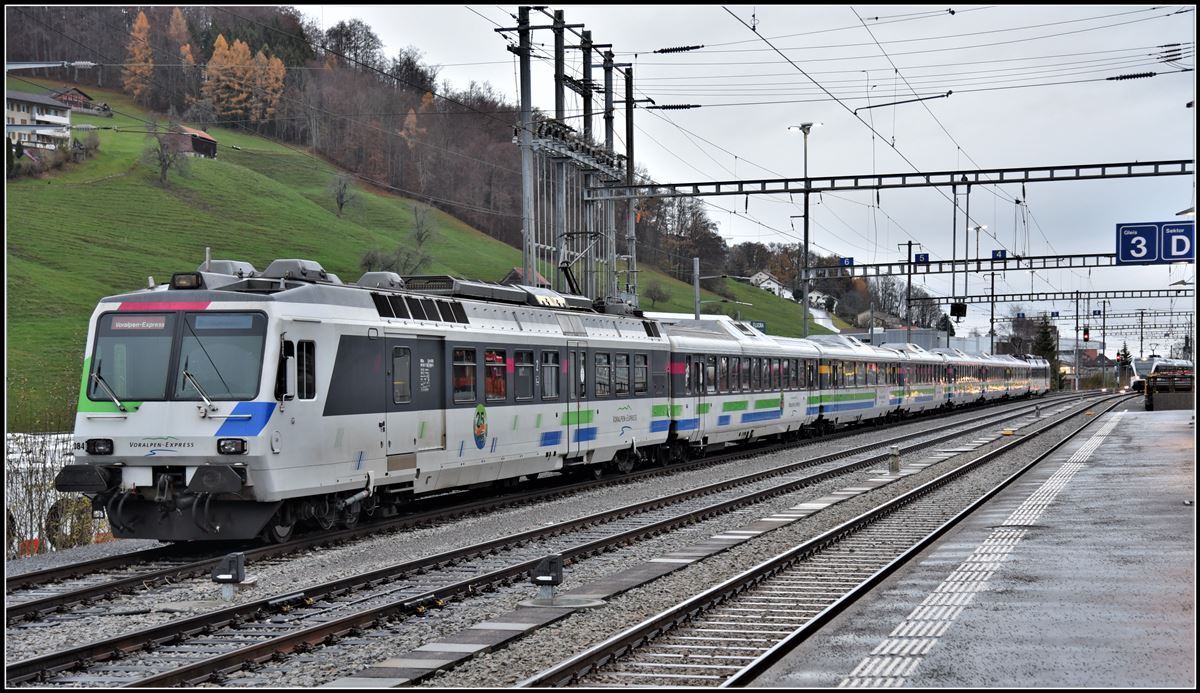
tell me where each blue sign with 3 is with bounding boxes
[1116,221,1194,265]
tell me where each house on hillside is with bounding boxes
[47,86,111,116]
[749,270,793,300]
[47,87,92,110]
[501,267,551,289]
[5,90,70,150]
[171,125,217,159]
[808,290,838,312]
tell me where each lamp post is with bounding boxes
[788,122,821,337]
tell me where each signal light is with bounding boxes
[1083,328,1090,342]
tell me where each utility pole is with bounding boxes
[624,65,638,305]
[581,31,593,142]
[1101,300,1108,390]
[1138,308,1145,358]
[517,6,534,286]
[984,272,1000,353]
[900,241,919,344]
[1074,290,1081,391]
[693,257,701,320]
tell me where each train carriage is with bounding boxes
[58,260,673,541]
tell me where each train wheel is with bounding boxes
[263,520,295,543]
[44,497,93,550]
[341,502,361,530]
[611,451,636,475]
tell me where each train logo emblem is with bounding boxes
[473,404,488,449]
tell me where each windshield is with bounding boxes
[87,311,267,403]
[89,313,176,401]
[174,313,267,400]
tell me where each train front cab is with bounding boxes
[57,290,286,541]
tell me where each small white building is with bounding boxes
[750,270,793,300]
[808,290,837,312]
[5,90,71,150]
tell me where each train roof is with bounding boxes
[98,258,672,344]
[805,334,901,360]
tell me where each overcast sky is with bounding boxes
[298,4,1196,354]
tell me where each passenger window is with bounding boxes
[615,353,630,396]
[595,353,612,397]
[515,350,534,400]
[485,349,507,401]
[392,347,411,403]
[542,351,560,399]
[453,348,476,403]
[718,356,730,392]
[633,354,648,394]
[705,355,717,394]
[298,341,316,399]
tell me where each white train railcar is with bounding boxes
[58,260,674,541]
[661,319,821,451]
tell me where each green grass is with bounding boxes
[6,79,829,429]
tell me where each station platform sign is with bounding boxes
[1116,221,1194,265]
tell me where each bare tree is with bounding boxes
[142,121,189,186]
[331,173,356,217]
[645,280,670,308]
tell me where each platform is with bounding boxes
[753,406,1195,688]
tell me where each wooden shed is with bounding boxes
[173,125,217,159]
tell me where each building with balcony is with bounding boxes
[6,90,71,150]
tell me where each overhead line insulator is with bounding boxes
[653,45,704,54]
[1107,71,1157,81]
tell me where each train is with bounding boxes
[54,258,1051,543]
[1129,355,1194,392]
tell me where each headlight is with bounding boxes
[217,438,247,455]
[86,439,114,455]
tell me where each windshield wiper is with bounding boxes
[182,363,216,412]
[90,360,127,412]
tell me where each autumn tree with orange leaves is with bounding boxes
[122,11,153,105]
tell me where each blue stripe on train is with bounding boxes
[650,419,671,433]
[717,414,731,426]
[741,409,783,423]
[574,426,598,442]
[675,417,701,431]
[214,401,276,437]
[539,430,562,447]
[806,399,878,416]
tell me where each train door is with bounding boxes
[384,336,445,475]
[276,320,337,468]
[567,341,587,458]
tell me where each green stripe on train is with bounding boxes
[77,357,142,413]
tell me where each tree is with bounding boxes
[331,174,356,217]
[1031,316,1061,389]
[937,314,956,337]
[142,121,189,186]
[645,280,670,309]
[122,11,153,105]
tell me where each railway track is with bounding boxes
[6,394,1091,687]
[6,393,1076,624]
[519,394,1131,687]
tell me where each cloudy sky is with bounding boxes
[298,4,1196,353]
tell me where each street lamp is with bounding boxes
[966,224,986,298]
[788,122,822,337]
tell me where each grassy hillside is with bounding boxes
[6,79,830,429]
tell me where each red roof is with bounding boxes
[176,125,216,143]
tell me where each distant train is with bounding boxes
[55,258,1051,543]
[1129,355,1194,392]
